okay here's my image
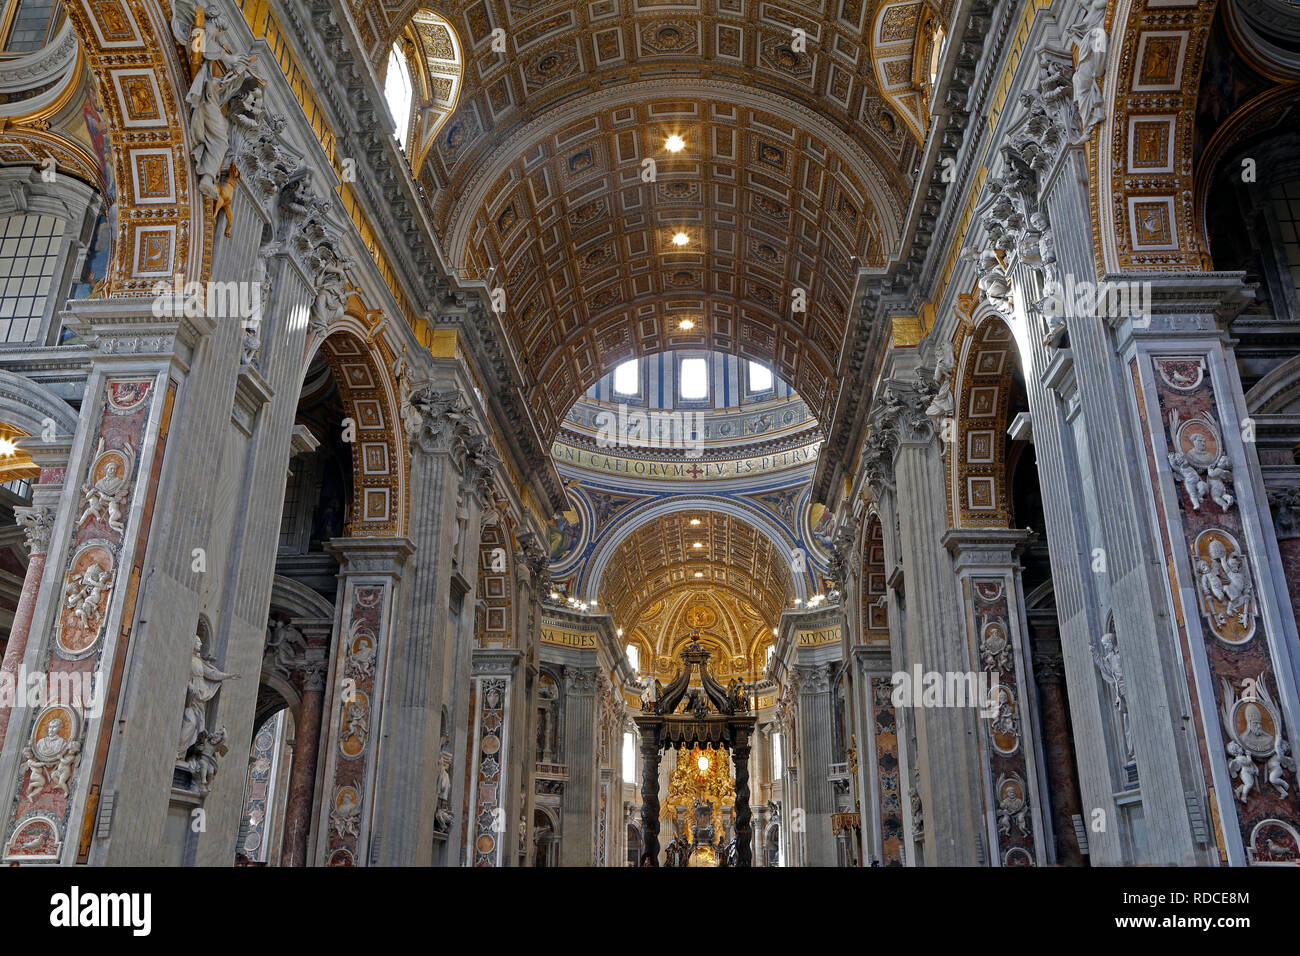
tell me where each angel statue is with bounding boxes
[78,440,134,533]
[178,635,240,757]
[1267,737,1295,799]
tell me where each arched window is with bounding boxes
[381,10,464,176]
[384,43,414,150]
[625,643,639,673]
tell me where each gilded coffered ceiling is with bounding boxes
[630,589,773,684]
[600,510,791,634]
[345,0,941,440]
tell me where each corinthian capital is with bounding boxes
[14,505,53,556]
[404,388,476,458]
[872,379,936,449]
[567,665,601,696]
[794,662,833,695]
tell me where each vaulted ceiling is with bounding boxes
[349,0,946,439]
[600,511,792,629]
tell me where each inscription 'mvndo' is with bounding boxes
[797,626,840,647]
[540,627,597,649]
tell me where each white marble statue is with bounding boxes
[186,726,228,794]
[1091,631,1134,760]
[22,717,80,800]
[1227,741,1258,803]
[63,560,113,631]
[178,635,240,757]
[310,245,352,334]
[330,789,360,838]
[1267,737,1295,799]
[78,450,132,533]
[1068,0,1109,137]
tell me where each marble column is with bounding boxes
[1032,650,1085,866]
[368,386,481,865]
[943,529,1049,866]
[313,536,414,867]
[0,492,57,750]
[794,661,836,866]
[279,662,326,867]
[881,381,986,865]
[636,722,662,865]
[731,728,753,867]
[561,665,599,866]
[465,648,522,866]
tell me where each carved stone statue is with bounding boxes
[923,339,955,423]
[1091,631,1134,761]
[78,445,133,533]
[434,750,453,832]
[971,249,1014,317]
[996,778,1029,837]
[1227,741,1259,803]
[182,4,257,198]
[22,718,80,800]
[63,561,113,630]
[1267,737,1295,799]
[310,243,352,335]
[178,635,240,757]
[1068,0,1109,137]
[186,726,229,794]
[330,789,360,837]
[1169,451,1206,510]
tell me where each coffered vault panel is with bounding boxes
[600,511,792,628]
[352,0,931,442]
[454,91,900,440]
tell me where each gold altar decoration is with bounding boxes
[662,744,734,841]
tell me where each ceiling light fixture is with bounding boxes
[678,318,695,330]
[672,232,689,246]
[689,518,701,525]
[0,438,15,456]
[694,571,704,578]
[693,542,703,548]
[616,627,624,637]
[665,134,685,152]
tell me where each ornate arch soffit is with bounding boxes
[310,322,408,539]
[1094,0,1218,275]
[61,0,203,293]
[444,78,905,262]
[580,494,808,605]
[869,0,938,143]
[949,308,1020,529]
[394,9,464,179]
